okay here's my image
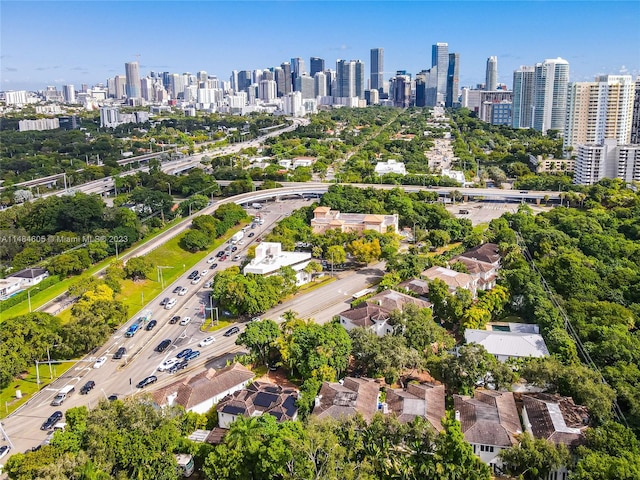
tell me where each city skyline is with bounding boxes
[1,1,639,92]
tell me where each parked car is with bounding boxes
[184,350,201,361]
[80,380,95,395]
[113,346,126,360]
[176,348,192,359]
[93,356,107,369]
[145,319,158,331]
[179,316,191,326]
[41,411,63,430]
[199,336,215,347]
[169,315,180,324]
[223,326,240,337]
[155,339,172,353]
[136,376,158,389]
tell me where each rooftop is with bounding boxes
[313,377,380,422]
[458,243,501,265]
[217,381,299,424]
[464,329,549,359]
[386,383,446,431]
[522,394,589,447]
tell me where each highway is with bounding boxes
[1,197,385,459]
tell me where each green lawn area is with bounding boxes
[0,361,75,419]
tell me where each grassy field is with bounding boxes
[0,361,75,419]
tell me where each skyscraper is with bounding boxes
[237,70,253,93]
[432,42,449,105]
[512,66,536,129]
[485,56,498,91]
[336,60,355,98]
[446,53,460,107]
[370,48,384,93]
[314,72,327,97]
[564,75,635,151]
[291,57,306,88]
[310,57,325,77]
[533,57,570,133]
[63,84,76,104]
[354,60,365,99]
[295,75,315,100]
[280,62,292,95]
[114,74,127,99]
[390,73,411,108]
[125,61,141,99]
[631,78,640,144]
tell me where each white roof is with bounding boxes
[464,329,549,359]
[243,243,311,276]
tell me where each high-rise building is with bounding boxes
[125,61,141,99]
[533,57,570,133]
[336,60,354,98]
[564,75,635,151]
[310,57,325,77]
[415,72,427,107]
[295,75,315,100]
[237,70,253,93]
[230,70,239,93]
[631,78,640,144]
[280,62,292,95]
[314,72,327,97]
[258,79,277,102]
[370,48,384,93]
[291,57,306,85]
[354,60,365,99]
[390,74,411,108]
[324,69,336,97]
[140,78,154,102]
[432,42,449,105]
[574,139,640,185]
[446,53,460,107]
[114,75,127,99]
[63,84,76,104]
[512,66,536,129]
[485,56,498,91]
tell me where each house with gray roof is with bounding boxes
[464,328,550,362]
[385,383,446,431]
[458,243,501,267]
[313,377,380,422]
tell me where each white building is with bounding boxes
[374,159,406,176]
[440,169,466,185]
[18,118,60,132]
[533,57,570,133]
[574,139,640,185]
[4,90,29,105]
[7,267,49,287]
[99,106,120,128]
[243,242,312,285]
[283,91,303,116]
[464,326,550,362]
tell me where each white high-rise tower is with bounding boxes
[485,56,498,91]
[533,57,570,133]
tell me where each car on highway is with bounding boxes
[178,287,188,296]
[172,286,182,294]
[108,394,118,401]
[0,444,11,460]
[231,246,238,252]
[41,411,63,430]
[93,356,107,369]
[219,255,227,262]
[168,360,189,373]
[113,346,126,359]
[136,376,158,389]
[158,358,180,372]
[216,251,224,257]
[155,339,172,353]
[165,298,177,309]
[232,255,241,261]
[248,232,255,237]
[184,350,200,361]
[200,270,209,277]
[207,256,216,264]
[210,263,218,269]
[223,326,240,337]
[179,316,191,326]
[145,319,158,331]
[249,317,261,322]
[199,336,215,347]
[190,276,202,284]
[176,348,192,359]
[169,315,180,324]
[160,297,170,306]
[80,380,95,395]
[204,280,213,288]
[187,270,199,279]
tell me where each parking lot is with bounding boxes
[445,201,551,226]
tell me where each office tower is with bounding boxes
[533,57,570,133]
[370,48,384,93]
[446,53,460,107]
[258,79,277,101]
[310,57,325,77]
[336,60,355,98]
[124,61,141,99]
[631,78,640,144]
[237,70,253,93]
[354,60,365,99]
[485,56,498,91]
[415,72,427,107]
[283,91,303,116]
[140,77,153,101]
[365,89,379,105]
[168,73,184,99]
[314,72,327,97]
[291,57,306,85]
[574,139,640,185]
[273,67,285,97]
[230,70,239,93]
[63,84,76,104]
[390,73,411,108]
[262,70,274,81]
[114,75,127,99]
[280,62,292,95]
[295,75,315,100]
[564,75,635,151]
[432,42,449,105]
[197,71,208,83]
[512,66,536,128]
[324,69,335,97]
[253,69,263,84]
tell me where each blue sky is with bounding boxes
[1,1,639,91]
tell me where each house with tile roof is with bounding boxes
[450,255,499,291]
[464,328,550,362]
[422,266,478,298]
[150,363,255,414]
[312,377,380,422]
[310,207,398,235]
[385,383,446,431]
[217,381,299,428]
[522,394,588,447]
[458,243,502,267]
[454,389,522,473]
[398,278,430,300]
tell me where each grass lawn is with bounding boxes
[0,361,75,419]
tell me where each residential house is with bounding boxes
[0,277,22,300]
[338,289,432,337]
[151,363,255,414]
[450,256,499,291]
[311,207,398,235]
[457,243,501,267]
[454,390,522,473]
[385,383,446,431]
[422,266,478,298]
[464,327,550,362]
[374,159,407,176]
[7,267,49,287]
[313,377,380,422]
[217,381,299,429]
[398,278,430,300]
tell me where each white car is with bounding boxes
[199,336,216,347]
[93,356,107,369]
[250,317,261,322]
[157,357,180,372]
[207,257,215,264]
[178,287,188,296]
[201,270,209,277]
[179,316,191,326]
[190,276,201,285]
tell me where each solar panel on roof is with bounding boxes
[283,396,298,417]
[221,405,245,415]
[268,411,283,420]
[254,392,278,408]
